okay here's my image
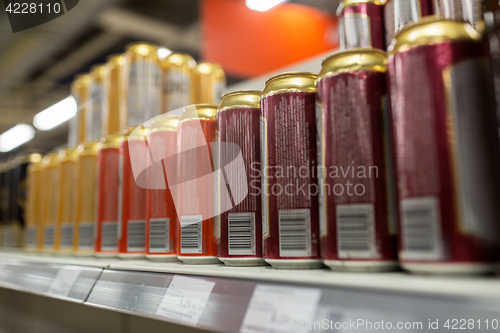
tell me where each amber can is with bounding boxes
[261,72,323,269]
[161,53,196,112]
[317,49,398,272]
[192,62,226,105]
[176,104,220,264]
[338,0,385,50]
[145,114,180,260]
[216,91,266,266]
[40,153,60,252]
[25,160,42,251]
[388,18,500,275]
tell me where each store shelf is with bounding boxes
[1,251,500,332]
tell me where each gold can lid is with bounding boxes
[195,62,225,76]
[71,73,92,91]
[106,53,126,65]
[263,72,317,97]
[42,153,59,167]
[180,104,218,123]
[90,63,108,81]
[162,53,197,69]
[337,0,384,15]
[320,48,387,78]
[125,42,160,58]
[389,17,482,54]
[219,90,262,113]
[151,114,181,132]
[99,132,123,149]
[57,147,78,161]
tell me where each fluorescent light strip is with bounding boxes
[246,0,287,11]
[0,123,35,152]
[33,96,77,131]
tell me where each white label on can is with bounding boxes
[164,69,191,112]
[240,284,321,333]
[339,13,372,50]
[337,204,376,259]
[156,275,215,325]
[260,116,269,238]
[87,82,105,142]
[128,60,161,127]
[385,0,420,44]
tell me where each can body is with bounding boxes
[217,92,265,266]
[177,106,219,264]
[146,129,178,260]
[25,163,41,251]
[433,0,482,30]
[317,49,398,272]
[9,157,30,247]
[389,19,500,274]
[162,53,196,112]
[192,63,226,105]
[118,132,147,258]
[74,143,98,255]
[261,73,323,269]
[384,0,433,46]
[41,154,60,252]
[339,0,385,51]
[95,134,121,256]
[55,148,77,253]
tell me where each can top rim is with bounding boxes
[90,63,108,77]
[221,90,262,99]
[180,104,218,122]
[72,73,92,88]
[125,42,160,57]
[337,0,384,14]
[388,17,482,54]
[320,48,387,77]
[265,72,318,85]
[106,53,126,63]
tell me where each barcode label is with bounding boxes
[228,213,255,255]
[336,204,376,259]
[26,226,36,248]
[78,223,94,250]
[127,220,146,252]
[44,226,55,248]
[279,209,311,257]
[101,221,118,251]
[180,215,202,254]
[60,224,73,249]
[401,197,443,260]
[149,218,170,253]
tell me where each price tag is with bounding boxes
[156,275,215,325]
[240,284,322,333]
[47,268,81,297]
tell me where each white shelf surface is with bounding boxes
[1,251,500,333]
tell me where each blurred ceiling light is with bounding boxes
[246,0,287,11]
[33,96,77,131]
[0,124,35,152]
[158,47,173,60]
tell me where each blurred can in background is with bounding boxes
[217,91,265,266]
[118,42,161,258]
[145,114,179,260]
[177,104,220,264]
[161,53,196,112]
[338,0,385,50]
[25,159,43,251]
[0,162,7,247]
[192,62,226,105]
[433,0,483,31]
[388,18,500,274]
[384,0,433,46]
[95,54,125,257]
[71,73,92,145]
[261,72,322,269]
[54,148,77,253]
[317,49,398,272]
[40,153,60,252]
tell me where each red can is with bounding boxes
[216,91,265,266]
[176,104,220,264]
[117,129,148,258]
[95,133,121,257]
[384,0,433,46]
[317,49,398,272]
[261,72,323,269]
[145,115,179,261]
[338,0,385,51]
[389,18,500,275]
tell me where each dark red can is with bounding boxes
[95,133,121,257]
[117,129,148,258]
[145,115,179,260]
[338,0,385,51]
[384,0,433,46]
[389,18,500,275]
[317,49,399,272]
[261,72,322,269]
[216,91,265,266]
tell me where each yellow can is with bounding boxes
[192,62,226,105]
[24,155,43,251]
[54,148,78,253]
[71,73,92,145]
[40,153,60,252]
[87,64,108,143]
[105,54,126,136]
[161,53,196,112]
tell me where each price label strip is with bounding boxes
[156,275,216,325]
[240,284,322,333]
[47,268,81,297]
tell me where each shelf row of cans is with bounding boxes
[2,15,500,275]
